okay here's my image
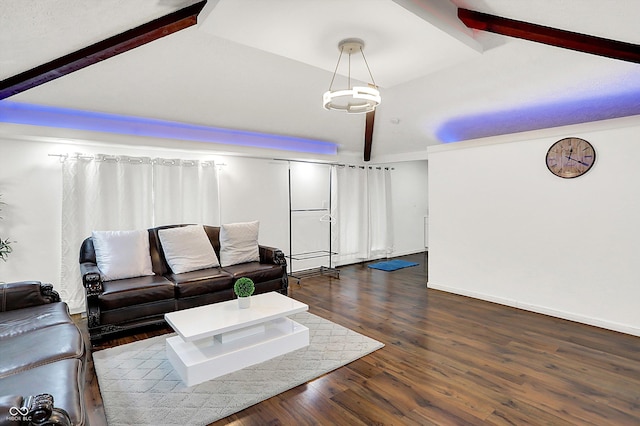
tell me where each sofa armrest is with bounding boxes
[80,262,103,296]
[0,394,71,426]
[0,281,60,312]
[259,245,287,266]
[80,262,103,330]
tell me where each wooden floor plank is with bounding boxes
[77,252,640,425]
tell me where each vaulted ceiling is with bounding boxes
[1,0,639,161]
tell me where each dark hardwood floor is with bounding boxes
[79,252,640,425]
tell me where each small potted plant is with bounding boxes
[234,277,255,309]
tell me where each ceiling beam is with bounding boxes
[364,110,375,162]
[458,8,640,64]
[0,0,208,100]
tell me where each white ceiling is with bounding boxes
[1,0,639,161]
[198,0,482,88]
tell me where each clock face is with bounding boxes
[546,137,596,178]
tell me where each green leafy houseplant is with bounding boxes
[0,195,13,262]
[0,237,12,262]
[233,277,255,298]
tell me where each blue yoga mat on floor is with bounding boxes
[367,259,419,271]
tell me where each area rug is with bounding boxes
[367,259,419,271]
[92,312,383,426]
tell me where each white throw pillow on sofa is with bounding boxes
[219,221,260,267]
[158,225,220,274]
[92,230,155,281]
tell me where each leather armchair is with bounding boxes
[0,282,84,426]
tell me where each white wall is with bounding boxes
[389,160,429,256]
[217,156,289,252]
[0,124,429,298]
[0,139,63,286]
[428,116,640,336]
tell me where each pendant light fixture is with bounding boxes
[323,38,381,114]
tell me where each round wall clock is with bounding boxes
[545,137,596,178]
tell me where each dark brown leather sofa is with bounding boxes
[79,224,288,342]
[0,281,86,426]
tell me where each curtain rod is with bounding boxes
[338,164,394,170]
[47,153,217,166]
[48,153,392,170]
[274,158,394,170]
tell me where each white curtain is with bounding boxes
[332,165,368,265]
[152,159,219,226]
[367,166,393,259]
[61,155,153,312]
[332,165,393,266]
[60,154,219,313]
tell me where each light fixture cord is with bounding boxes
[328,46,344,91]
[348,50,352,89]
[360,46,377,88]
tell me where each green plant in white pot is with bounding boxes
[234,277,255,309]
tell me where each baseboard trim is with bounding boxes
[391,249,428,258]
[427,283,640,337]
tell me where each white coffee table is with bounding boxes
[164,291,309,386]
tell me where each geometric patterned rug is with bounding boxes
[93,312,384,425]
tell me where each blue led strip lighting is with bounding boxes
[0,101,338,155]
[436,89,640,143]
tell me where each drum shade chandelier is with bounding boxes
[323,38,381,114]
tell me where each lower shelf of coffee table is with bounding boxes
[166,317,309,387]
